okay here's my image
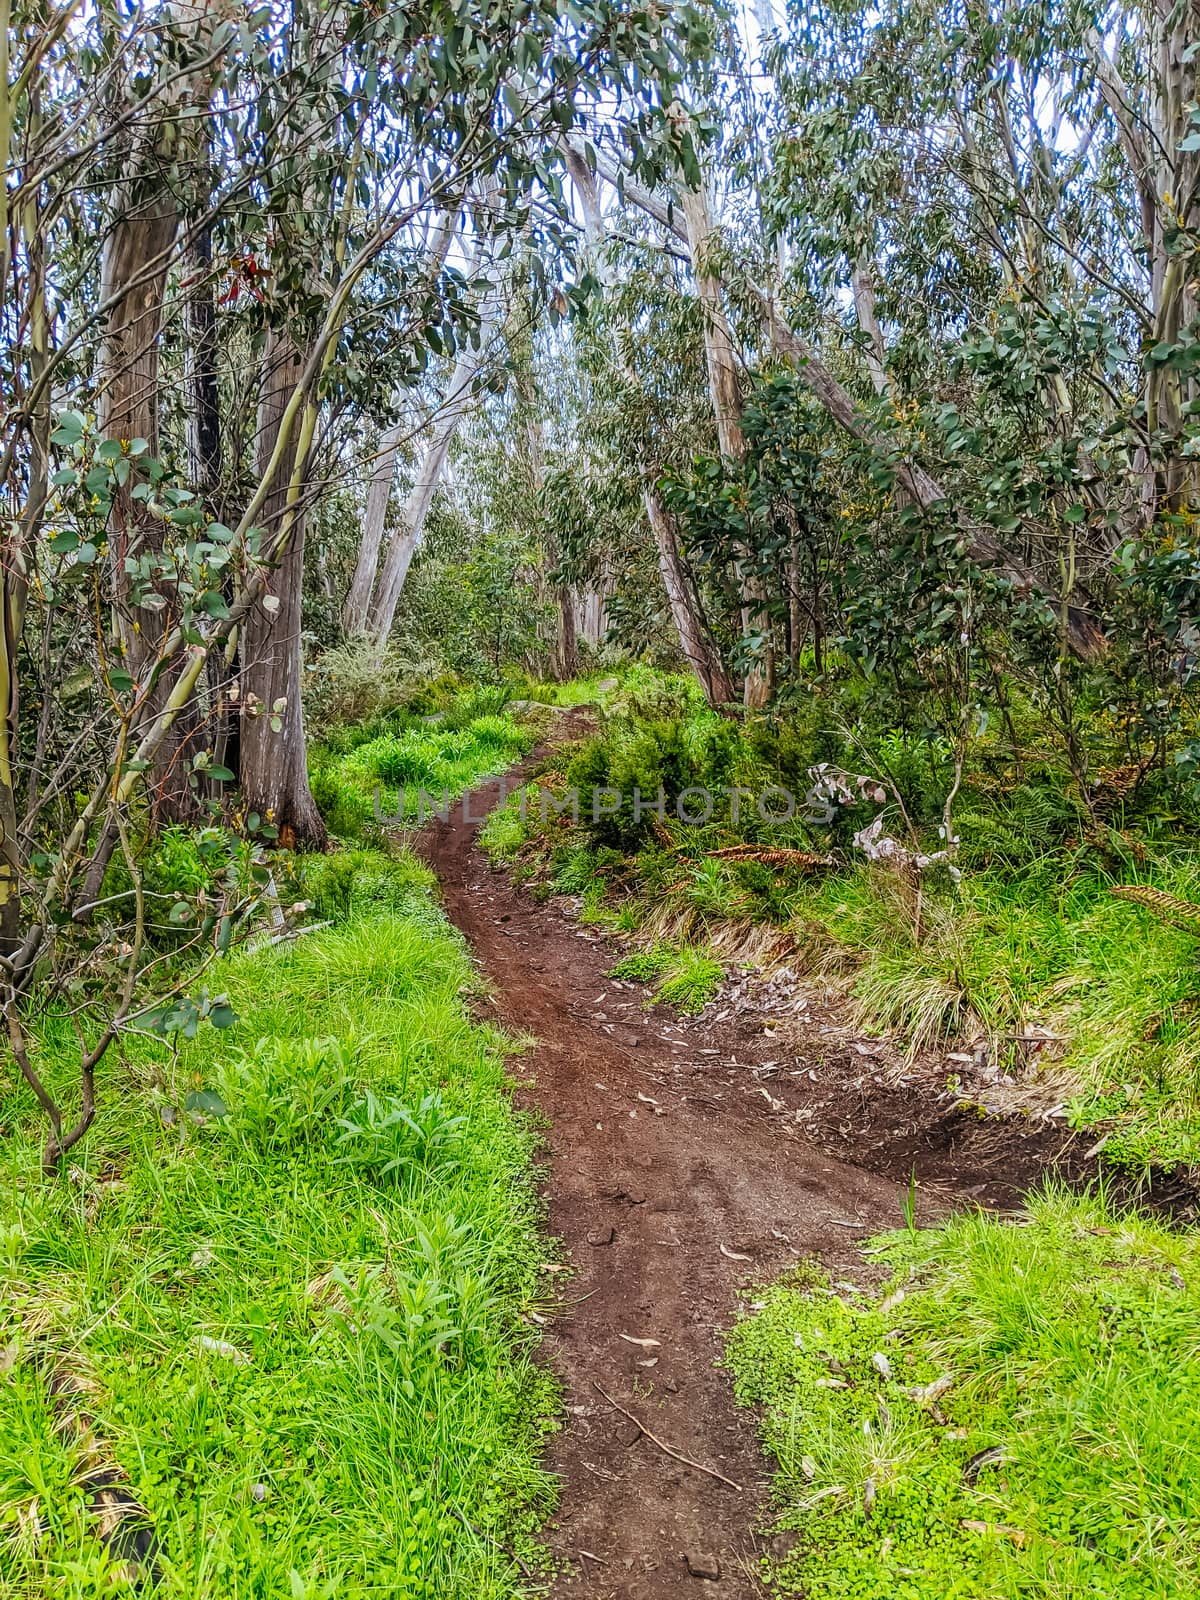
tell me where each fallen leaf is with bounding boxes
[619,1334,661,1349]
[197,1335,248,1364]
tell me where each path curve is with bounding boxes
[421,750,906,1598]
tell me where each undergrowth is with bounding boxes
[727,1187,1200,1600]
[609,945,723,1014]
[0,849,554,1598]
[479,667,1200,1171]
[308,687,536,840]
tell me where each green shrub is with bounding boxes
[609,946,674,982]
[334,1089,466,1181]
[609,943,723,1012]
[302,638,411,730]
[568,709,741,850]
[309,760,376,838]
[656,948,723,1013]
[299,847,436,926]
[441,685,513,729]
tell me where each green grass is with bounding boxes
[609,943,724,1014]
[310,708,535,840]
[779,857,1200,1166]
[477,666,1200,1164]
[478,785,540,863]
[728,1188,1200,1600]
[0,850,554,1598]
[515,673,618,708]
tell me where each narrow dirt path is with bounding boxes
[421,755,912,1597]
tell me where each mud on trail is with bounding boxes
[418,734,1116,1597]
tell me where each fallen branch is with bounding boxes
[709,845,830,870]
[591,1381,743,1492]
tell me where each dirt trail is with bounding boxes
[422,751,914,1598]
[420,725,1200,1596]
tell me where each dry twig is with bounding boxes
[591,1382,743,1492]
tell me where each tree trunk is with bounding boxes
[1147,2,1200,510]
[579,584,606,647]
[556,583,580,680]
[185,224,222,499]
[851,256,889,397]
[238,331,326,847]
[97,191,209,821]
[587,148,1106,659]
[565,142,735,706]
[184,223,236,809]
[368,336,493,642]
[646,487,736,707]
[99,5,229,822]
[343,417,404,634]
[344,210,460,635]
[678,182,771,707]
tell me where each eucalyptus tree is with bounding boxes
[563,142,738,705]
[1,0,702,1167]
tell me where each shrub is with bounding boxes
[610,943,723,1012]
[309,760,376,838]
[441,685,513,729]
[568,710,741,850]
[656,948,723,1013]
[334,1089,466,1181]
[303,638,411,730]
[298,848,434,926]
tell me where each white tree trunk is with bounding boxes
[342,208,460,634]
[565,142,736,706]
[342,418,404,633]
[367,339,491,642]
[679,181,771,707]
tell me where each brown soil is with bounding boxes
[418,731,1191,1598]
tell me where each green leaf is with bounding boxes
[185,1088,228,1118]
[51,410,85,447]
